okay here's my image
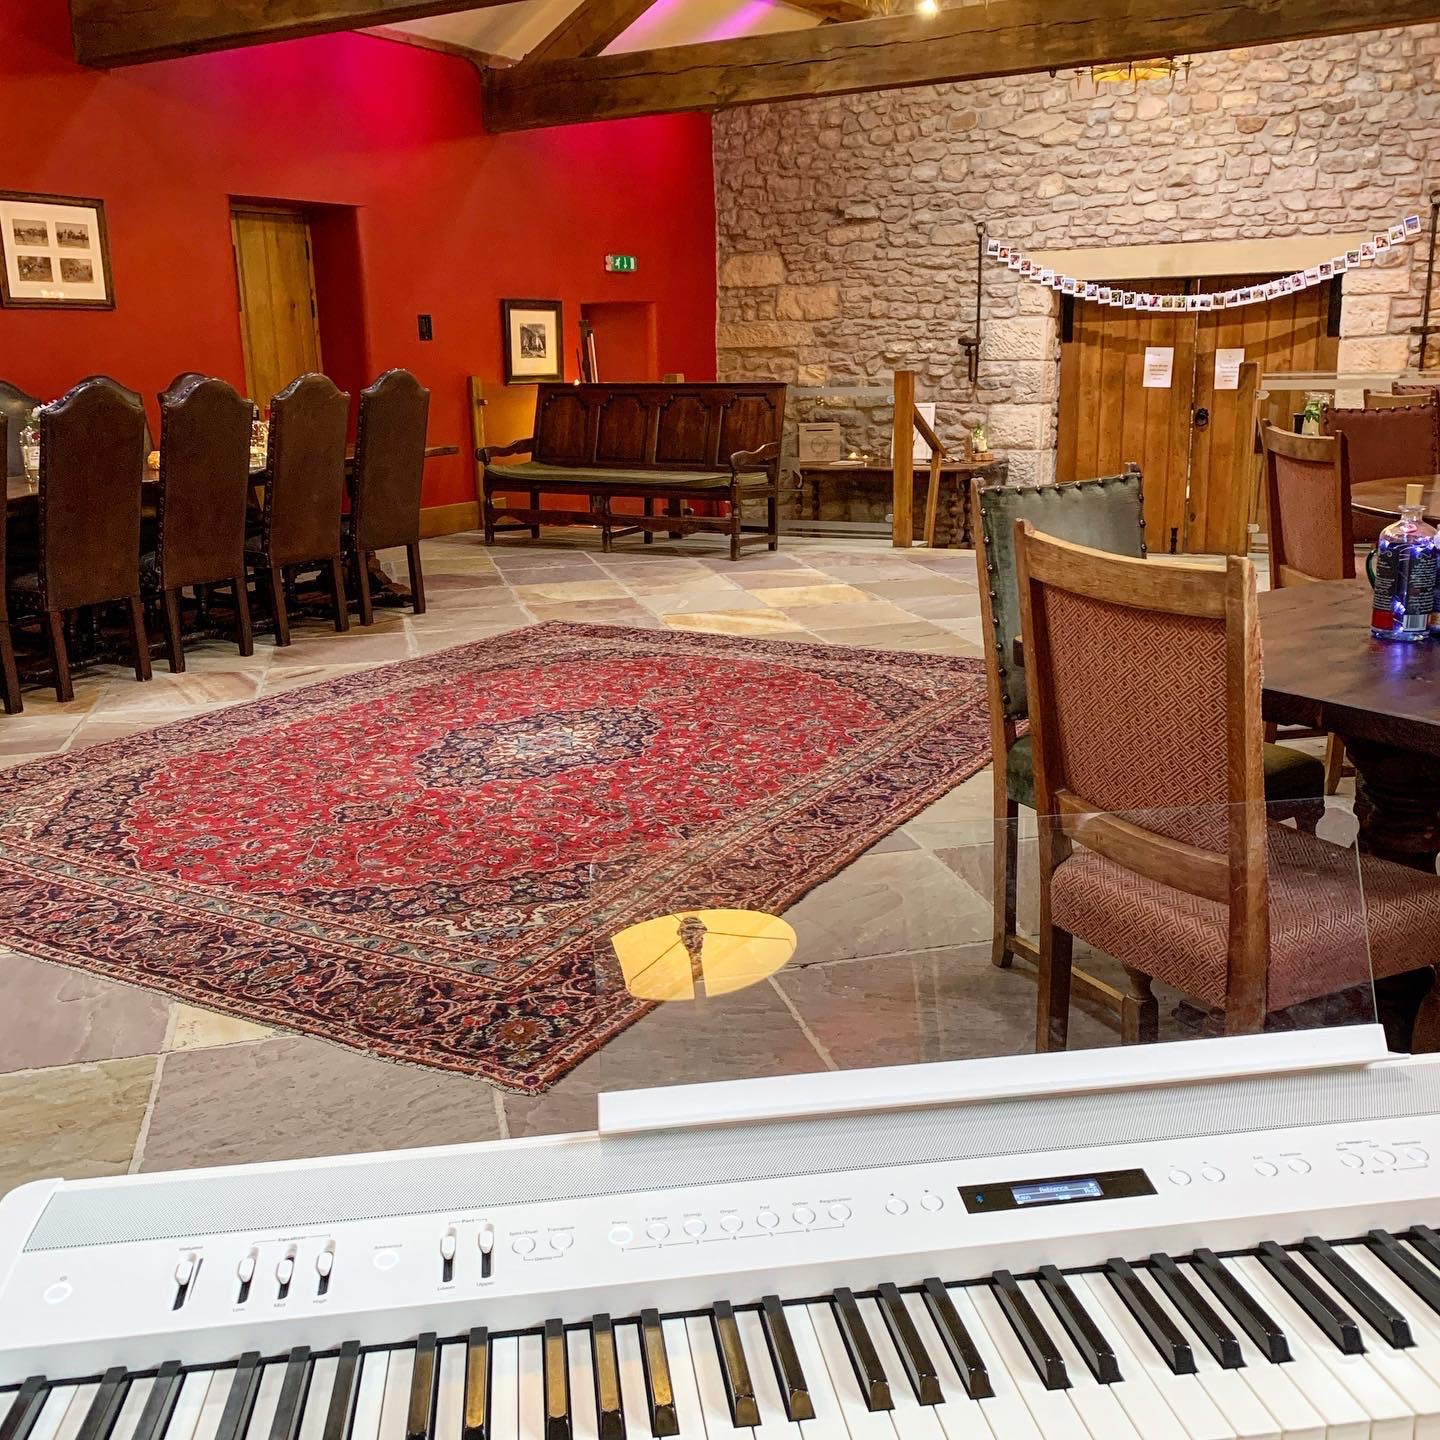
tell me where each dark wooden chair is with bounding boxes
[6,378,151,701]
[346,369,430,625]
[0,380,40,479]
[0,417,21,713]
[247,373,349,645]
[145,377,255,670]
[165,371,209,397]
[1016,527,1440,1050]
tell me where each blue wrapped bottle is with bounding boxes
[1370,483,1437,643]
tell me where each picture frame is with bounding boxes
[0,191,114,309]
[501,298,564,384]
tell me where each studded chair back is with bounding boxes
[164,372,209,400]
[0,379,40,479]
[1261,426,1355,588]
[1323,399,1439,484]
[352,369,430,553]
[263,374,348,567]
[37,379,147,612]
[157,378,254,590]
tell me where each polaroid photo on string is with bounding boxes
[1019,259,1033,275]
[1389,224,1407,245]
[1061,277,1078,295]
[1361,242,1377,261]
[997,247,1010,262]
[1375,234,1392,252]
[1008,255,1022,270]
[1318,262,1333,279]
[1098,287,1112,303]
[986,238,1000,258]
[1332,256,1348,274]
[1407,215,1423,235]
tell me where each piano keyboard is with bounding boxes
[7,1028,1440,1439]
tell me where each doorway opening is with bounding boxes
[580,301,658,382]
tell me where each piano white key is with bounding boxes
[658,1321,706,1440]
[1126,1267,1281,1440]
[434,1344,467,1440]
[191,1372,237,1440]
[615,1326,655,1440]
[932,1287,1041,1440]
[379,1352,415,1440]
[517,1336,544,1440]
[567,1329,600,1440]
[800,1304,897,1440]
[490,1342,521,1440]
[1013,1278,1143,1440]
[1230,1255,1413,1440]
[733,1311,801,1440]
[784,1304,875,1440]
[296,1359,338,1440]
[685,1316,752,1440]
[52,1389,100,1440]
[849,1301,940,1440]
[111,1377,155,1440]
[28,1386,87,1440]
[244,1363,288,1440]
[963,1286,1090,1440]
[160,1372,215,1440]
[1345,1245,1440,1378]
[894,1293,994,1440]
[349,1353,392,1440]
[1072,1272,1231,1440]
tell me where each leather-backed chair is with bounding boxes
[7,378,151,700]
[975,474,1326,1010]
[0,417,20,713]
[1324,397,1438,547]
[146,377,255,670]
[165,372,208,398]
[247,374,349,645]
[0,380,40,479]
[346,369,430,624]
[76,375,155,455]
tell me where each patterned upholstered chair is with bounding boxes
[1261,425,1355,793]
[1014,527,1440,1050]
[974,475,1326,1014]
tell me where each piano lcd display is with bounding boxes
[959,1167,1156,1214]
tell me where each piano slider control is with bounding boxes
[478,1224,495,1281]
[440,1231,457,1285]
[236,1250,257,1305]
[171,1255,199,1312]
[316,1246,335,1297]
[275,1248,297,1301]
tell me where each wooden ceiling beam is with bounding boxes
[69,0,516,67]
[483,0,1440,130]
[523,0,661,62]
[783,0,878,23]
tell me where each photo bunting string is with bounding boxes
[983,214,1425,310]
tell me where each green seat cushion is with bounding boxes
[1004,734,1324,813]
[487,461,764,490]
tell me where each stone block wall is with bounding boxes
[713,26,1440,485]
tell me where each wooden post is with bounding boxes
[892,369,915,548]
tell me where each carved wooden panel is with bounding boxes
[655,394,715,466]
[720,392,783,460]
[594,393,652,466]
[533,388,593,465]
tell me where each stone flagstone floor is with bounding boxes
[0,532,1341,1198]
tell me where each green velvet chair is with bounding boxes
[974,473,1327,1015]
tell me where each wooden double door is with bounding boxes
[1057,276,1338,554]
[231,207,323,413]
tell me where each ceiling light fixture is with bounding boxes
[1088,56,1192,88]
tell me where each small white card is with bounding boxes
[1143,346,1175,389]
[1214,347,1245,392]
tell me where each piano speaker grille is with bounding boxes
[24,1062,1433,1252]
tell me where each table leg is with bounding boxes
[1345,736,1440,871]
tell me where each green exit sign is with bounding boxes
[605,254,638,273]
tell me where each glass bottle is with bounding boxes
[1370,482,1437,643]
[19,420,39,482]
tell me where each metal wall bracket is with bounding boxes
[957,221,985,386]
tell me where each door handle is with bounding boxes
[1193,407,1210,430]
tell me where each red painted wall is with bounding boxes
[0,0,718,508]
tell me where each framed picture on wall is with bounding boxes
[0,192,114,309]
[501,299,564,384]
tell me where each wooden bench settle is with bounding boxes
[479,382,785,560]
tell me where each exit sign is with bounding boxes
[605,254,638,273]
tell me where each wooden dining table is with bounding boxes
[1351,475,1440,525]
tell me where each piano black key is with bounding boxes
[269,1350,312,1440]
[1104,1258,1196,1374]
[1367,1229,1440,1315]
[920,1279,993,1400]
[874,1284,942,1405]
[0,1378,49,1440]
[1036,1267,1120,1385]
[128,1363,183,1440]
[829,1288,892,1412]
[75,1368,129,1440]
[1146,1254,1243,1369]
[1409,1224,1440,1274]
[1301,1236,1412,1348]
[322,1344,362,1440]
[1189,1249,1290,1365]
[990,1270,1069,1390]
[709,1302,760,1429]
[591,1315,628,1440]
[542,1321,571,1440]
[638,1310,679,1438]
[1256,1241,1364,1355]
[215,1356,264,1440]
[462,1331,489,1440]
[759,1297,816,1421]
[407,1337,439,1440]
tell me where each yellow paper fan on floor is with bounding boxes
[611,909,798,1001]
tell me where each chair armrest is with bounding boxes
[479,436,535,463]
[729,440,781,473]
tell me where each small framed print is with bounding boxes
[501,299,564,384]
[0,191,113,309]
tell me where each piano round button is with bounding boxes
[920,1192,943,1212]
[373,1248,399,1270]
[609,1224,633,1245]
[1407,1145,1430,1163]
[720,1214,744,1233]
[792,1206,815,1226]
[1167,1167,1192,1186]
[756,1210,780,1229]
[42,1280,72,1305]
[828,1202,852,1222]
[551,1231,575,1251]
[646,1220,671,1241]
[1285,1154,1312,1173]
[683,1217,706,1237]
[1199,1165,1224,1182]
[1338,1151,1363,1169]
[1253,1159,1279,1177]
[512,1235,537,1255]
[884,1195,908,1215]
[1373,1148,1396,1165]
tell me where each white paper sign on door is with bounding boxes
[1143,346,1174,388]
[1214,348,1245,391]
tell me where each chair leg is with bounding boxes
[668,496,682,540]
[233,574,254,657]
[767,490,779,551]
[643,497,654,544]
[354,550,374,627]
[483,487,497,545]
[730,497,742,562]
[1120,964,1159,1045]
[127,595,152,682]
[1034,919,1074,1053]
[44,609,73,703]
[529,489,541,540]
[991,794,1020,970]
[1324,734,1346,795]
[268,567,291,647]
[0,614,20,713]
[161,588,185,673]
[329,555,350,633]
[406,542,426,615]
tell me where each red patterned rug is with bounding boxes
[1,623,990,1091]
